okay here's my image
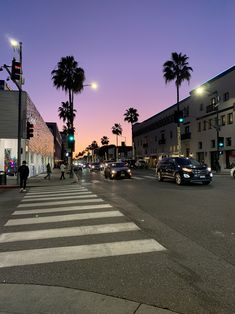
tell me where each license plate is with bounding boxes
[200,175,205,178]
[121,173,125,177]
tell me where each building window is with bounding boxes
[211,140,215,148]
[170,131,173,138]
[221,115,226,125]
[200,103,203,111]
[224,92,229,101]
[185,126,190,134]
[198,141,202,149]
[227,113,233,124]
[208,119,212,129]
[203,120,207,130]
[198,122,201,132]
[226,137,232,146]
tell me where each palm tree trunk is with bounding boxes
[176,82,181,156]
[131,123,135,159]
[116,135,118,161]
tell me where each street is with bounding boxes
[0,169,234,314]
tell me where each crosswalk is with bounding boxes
[0,185,166,268]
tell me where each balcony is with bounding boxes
[158,139,166,145]
[181,132,191,140]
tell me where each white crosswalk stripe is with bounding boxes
[13,204,112,215]
[0,239,165,268]
[21,194,98,202]
[0,185,167,268]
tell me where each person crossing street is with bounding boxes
[60,162,66,180]
[18,160,29,192]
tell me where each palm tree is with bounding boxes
[101,136,109,160]
[101,136,109,146]
[124,107,139,158]
[163,52,193,155]
[58,101,77,129]
[112,123,122,161]
[51,56,85,129]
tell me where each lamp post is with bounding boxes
[10,39,23,184]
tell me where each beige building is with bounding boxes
[0,87,54,176]
[133,65,235,171]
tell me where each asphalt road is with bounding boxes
[0,169,234,314]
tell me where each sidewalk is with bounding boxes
[0,169,180,314]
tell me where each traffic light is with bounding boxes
[174,110,184,123]
[218,137,224,148]
[27,122,34,139]
[11,58,21,81]
[67,129,75,151]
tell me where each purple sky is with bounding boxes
[1,0,235,153]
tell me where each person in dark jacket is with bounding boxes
[18,160,29,192]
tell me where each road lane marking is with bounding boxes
[21,194,98,202]
[0,239,166,267]
[24,191,92,198]
[17,198,105,208]
[5,211,123,226]
[0,222,140,243]
[26,188,88,195]
[13,204,112,215]
[131,176,144,180]
[143,176,155,179]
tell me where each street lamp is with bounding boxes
[10,39,23,183]
[195,86,221,172]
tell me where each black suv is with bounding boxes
[156,157,213,185]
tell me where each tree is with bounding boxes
[112,123,122,161]
[163,52,193,155]
[124,107,139,158]
[51,56,85,129]
[58,101,76,129]
[101,136,109,146]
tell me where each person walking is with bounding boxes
[60,162,66,180]
[18,160,29,192]
[44,163,52,180]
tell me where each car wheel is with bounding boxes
[157,171,163,182]
[233,171,235,178]
[202,181,210,185]
[175,173,182,185]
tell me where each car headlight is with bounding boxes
[207,167,211,172]
[182,167,192,172]
[111,170,116,174]
[127,169,131,173]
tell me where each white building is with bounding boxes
[133,65,235,171]
[0,86,54,177]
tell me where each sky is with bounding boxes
[1,0,235,153]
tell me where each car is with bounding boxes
[104,162,132,179]
[230,166,235,178]
[135,159,148,169]
[156,157,213,185]
[89,162,101,171]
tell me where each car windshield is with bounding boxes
[175,158,201,167]
[111,162,126,168]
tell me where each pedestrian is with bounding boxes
[18,160,29,192]
[60,162,66,180]
[44,163,52,180]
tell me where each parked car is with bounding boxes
[156,157,213,185]
[89,162,102,171]
[230,166,235,178]
[104,162,132,179]
[135,159,148,169]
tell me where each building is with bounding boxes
[133,65,235,171]
[46,122,63,167]
[0,87,54,176]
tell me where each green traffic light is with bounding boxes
[178,117,184,123]
[68,135,74,141]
